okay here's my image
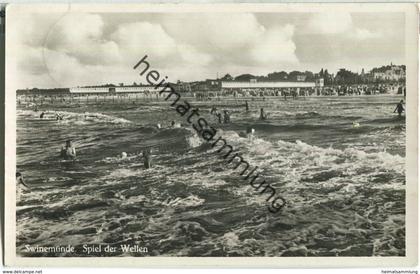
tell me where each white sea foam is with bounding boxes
[18,109,131,125]
[163,195,205,208]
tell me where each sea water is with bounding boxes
[16,95,406,257]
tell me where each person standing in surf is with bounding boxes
[56,112,63,121]
[216,112,222,124]
[16,172,29,200]
[16,172,29,189]
[259,108,268,120]
[246,126,255,141]
[61,140,77,160]
[143,148,152,169]
[393,100,405,117]
[223,110,231,123]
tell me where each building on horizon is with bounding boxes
[370,64,405,82]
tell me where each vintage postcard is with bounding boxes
[4,3,418,267]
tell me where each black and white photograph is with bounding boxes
[4,3,418,267]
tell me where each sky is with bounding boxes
[11,11,405,88]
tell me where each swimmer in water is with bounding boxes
[56,112,63,121]
[393,100,405,117]
[40,112,45,119]
[246,127,255,141]
[60,140,76,160]
[216,112,222,124]
[143,148,152,169]
[223,110,231,123]
[16,172,29,189]
[245,101,249,112]
[259,108,268,120]
[210,107,218,115]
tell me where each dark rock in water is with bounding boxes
[65,227,97,235]
[281,246,308,256]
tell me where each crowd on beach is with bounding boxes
[191,83,406,99]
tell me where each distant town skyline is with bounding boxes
[11,11,405,88]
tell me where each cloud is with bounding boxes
[40,12,297,84]
[306,13,382,41]
[11,11,402,88]
[176,44,213,66]
[11,13,63,48]
[17,45,48,76]
[110,21,214,68]
[42,13,120,66]
[111,21,176,62]
[250,24,298,65]
[29,14,215,86]
[46,13,104,49]
[160,13,298,68]
[161,13,265,50]
[307,13,353,34]
[42,48,139,87]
